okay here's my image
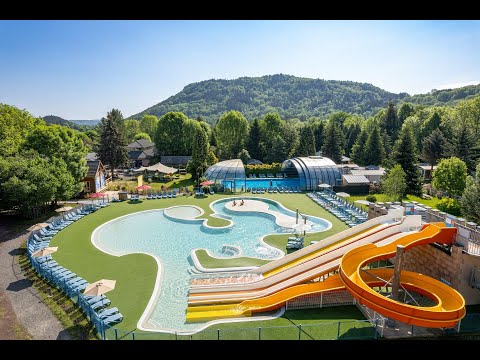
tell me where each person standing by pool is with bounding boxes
[270,180,273,187]
[240,199,244,206]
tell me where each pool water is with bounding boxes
[93,198,330,333]
[223,178,300,191]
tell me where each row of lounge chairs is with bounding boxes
[307,191,368,227]
[286,236,304,250]
[146,190,178,199]
[195,188,215,197]
[248,173,288,179]
[249,186,302,194]
[26,203,123,336]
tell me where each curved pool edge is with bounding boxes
[190,248,262,273]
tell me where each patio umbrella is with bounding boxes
[55,206,73,213]
[83,279,116,297]
[135,185,152,191]
[318,184,331,188]
[336,192,350,198]
[200,180,214,187]
[27,223,50,231]
[292,222,311,232]
[32,246,58,268]
[32,246,58,258]
[89,192,106,198]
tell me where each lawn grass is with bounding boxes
[194,249,270,268]
[348,193,442,210]
[48,192,349,334]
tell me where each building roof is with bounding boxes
[144,147,156,157]
[128,150,147,160]
[204,159,246,183]
[343,174,371,184]
[247,159,263,165]
[85,152,98,161]
[127,139,155,149]
[339,163,360,169]
[351,169,386,176]
[281,156,342,189]
[341,155,352,163]
[418,164,437,171]
[86,160,101,177]
[160,155,192,165]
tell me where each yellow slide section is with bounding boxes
[339,222,465,328]
[187,222,466,328]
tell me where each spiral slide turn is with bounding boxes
[186,222,465,328]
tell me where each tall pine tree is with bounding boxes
[448,123,476,172]
[393,126,422,195]
[363,125,385,166]
[97,109,129,179]
[296,125,316,157]
[345,123,361,156]
[322,121,344,163]
[186,126,209,179]
[246,119,262,160]
[313,121,325,153]
[382,102,401,142]
[350,129,368,165]
[422,128,446,173]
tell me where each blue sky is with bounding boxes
[1,20,479,119]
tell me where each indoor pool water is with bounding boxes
[93,198,330,333]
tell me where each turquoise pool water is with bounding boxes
[93,198,330,333]
[223,178,300,191]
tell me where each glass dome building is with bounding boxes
[204,159,246,192]
[281,156,342,190]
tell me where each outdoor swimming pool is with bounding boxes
[223,178,300,191]
[92,198,331,333]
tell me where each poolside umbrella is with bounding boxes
[83,279,116,297]
[318,184,331,188]
[32,247,58,268]
[32,246,58,258]
[135,185,151,191]
[89,192,106,198]
[336,192,350,198]
[55,206,73,213]
[27,223,50,231]
[292,222,311,233]
[200,180,214,187]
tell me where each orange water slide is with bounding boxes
[339,222,466,328]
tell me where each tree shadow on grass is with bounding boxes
[127,200,144,205]
[285,305,364,322]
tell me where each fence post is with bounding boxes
[374,318,378,339]
[258,327,261,340]
[411,324,414,336]
[132,332,135,340]
[456,320,462,333]
[298,324,302,340]
[337,322,341,339]
[217,329,220,340]
[175,332,178,340]
[115,328,118,340]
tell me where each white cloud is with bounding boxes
[435,81,480,90]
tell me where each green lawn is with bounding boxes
[49,193,349,335]
[348,193,442,211]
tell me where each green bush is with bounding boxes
[245,163,282,175]
[366,195,377,203]
[436,198,462,216]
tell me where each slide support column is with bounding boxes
[391,245,405,301]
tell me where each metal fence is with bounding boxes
[104,319,380,340]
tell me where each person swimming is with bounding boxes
[233,200,237,206]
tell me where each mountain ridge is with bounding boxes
[128,74,480,123]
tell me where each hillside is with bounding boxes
[130,74,409,123]
[69,119,100,126]
[130,75,480,123]
[407,83,480,106]
[43,115,96,130]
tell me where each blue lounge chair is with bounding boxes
[173,189,178,198]
[96,307,119,319]
[147,192,152,200]
[209,188,214,195]
[101,312,123,327]
[167,191,172,198]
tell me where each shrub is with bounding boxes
[244,163,282,175]
[436,198,462,217]
[366,195,377,203]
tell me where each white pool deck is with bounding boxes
[225,199,313,230]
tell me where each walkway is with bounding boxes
[0,228,71,340]
[225,199,313,229]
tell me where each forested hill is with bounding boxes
[43,115,95,130]
[130,74,409,123]
[129,74,480,123]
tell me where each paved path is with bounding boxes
[0,230,71,340]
